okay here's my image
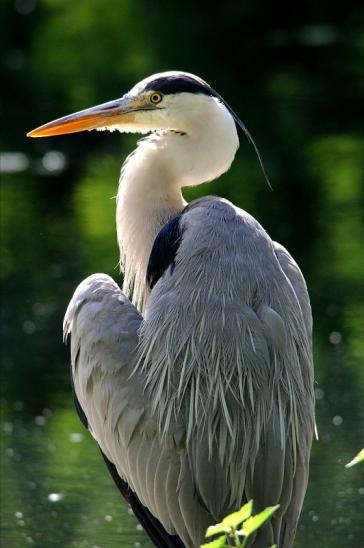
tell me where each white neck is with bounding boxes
[116,97,239,310]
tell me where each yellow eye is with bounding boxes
[150,92,163,104]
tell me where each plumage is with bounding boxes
[29,71,315,548]
[147,214,183,289]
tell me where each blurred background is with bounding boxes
[1,0,364,546]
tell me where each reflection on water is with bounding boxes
[1,404,149,547]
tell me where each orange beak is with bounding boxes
[27,96,143,138]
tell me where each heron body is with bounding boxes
[29,72,315,547]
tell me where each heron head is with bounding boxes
[27,71,270,187]
[27,71,240,138]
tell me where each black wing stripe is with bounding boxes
[70,371,88,429]
[147,214,183,290]
[100,451,185,548]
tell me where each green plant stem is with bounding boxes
[232,526,242,547]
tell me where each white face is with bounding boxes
[115,92,232,136]
[122,70,231,135]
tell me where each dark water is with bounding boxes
[1,1,364,546]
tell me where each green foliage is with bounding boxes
[202,537,227,548]
[205,501,253,538]
[239,505,280,539]
[346,448,364,468]
[201,502,279,548]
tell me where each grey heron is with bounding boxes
[28,71,315,548]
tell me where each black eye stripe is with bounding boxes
[144,75,214,97]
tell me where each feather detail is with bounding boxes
[136,197,315,516]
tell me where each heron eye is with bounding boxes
[150,92,163,104]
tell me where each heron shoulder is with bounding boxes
[146,196,238,292]
[146,195,277,293]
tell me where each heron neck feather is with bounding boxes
[116,103,239,310]
[116,135,185,310]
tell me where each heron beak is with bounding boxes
[27,96,145,138]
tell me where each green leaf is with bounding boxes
[223,501,253,528]
[201,535,229,548]
[345,448,364,468]
[205,501,253,538]
[239,505,280,537]
[205,523,231,538]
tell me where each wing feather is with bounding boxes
[64,273,205,547]
[135,435,152,509]
[152,448,177,535]
[138,198,315,547]
[165,455,193,543]
[142,436,162,518]
[64,274,188,548]
[177,457,211,545]
[274,242,313,339]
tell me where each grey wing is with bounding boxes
[273,242,313,339]
[274,240,316,423]
[273,242,315,546]
[143,199,315,548]
[63,273,211,548]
